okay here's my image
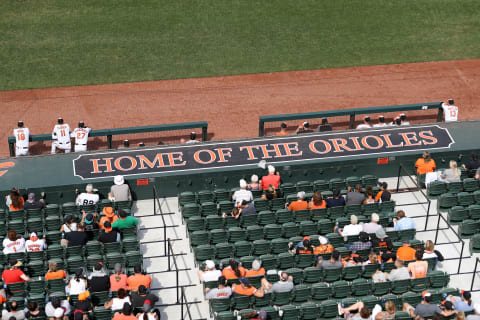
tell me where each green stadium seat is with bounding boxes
[302,266,321,284]
[342,265,362,281]
[346,176,362,187]
[190,230,210,247]
[401,291,422,307]
[326,233,343,247]
[295,254,314,269]
[463,178,478,192]
[210,229,227,244]
[91,291,110,306]
[362,175,378,187]
[345,204,362,216]
[310,208,328,221]
[7,220,25,235]
[257,210,276,226]
[363,263,380,278]
[67,256,85,273]
[209,299,231,313]
[228,227,247,242]
[327,206,344,219]
[234,241,252,257]
[239,256,254,269]
[278,252,295,270]
[194,245,215,263]
[313,180,330,192]
[299,221,317,236]
[280,304,300,320]
[201,202,218,217]
[252,239,271,256]
[271,198,286,211]
[93,307,112,320]
[87,254,103,270]
[232,295,251,310]
[27,250,45,262]
[285,267,303,285]
[474,190,480,204]
[317,219,334,235]
[447,206,469,224]
[187,217,205,232]
[246,225,264,241]
[351,278,372,296]
[323,266,342,282]
[224,216,238,228]
[379,201,396,213]
[427,180,447,197]
[276,209,293,224]
[447,181,463,194]
[240,214,258,228]
[330,178,345,190]
[25,208,43,220]
[390,279,410,295]
[362,203,379,215]
[259,254,278,270]
[362,295,379,310]
[215,311,235,320]
[85,240,102,255]
[215,243,233,259]
[428,271,450,288]
[271,238,290,254]
[253,292,272,308]
[291,284,311,304]
[179,191,197,205]
[459,220,480,238]
[254,199,270,212]
[410,277,428,292]
[310,282,331,302]
[297,181,314,193]
[394,311,412,320]
[218,201,234,215]
[319,299,338,318]
[458,192,474,206]
[27,260,47,277]
[214,189,231,202]
[44,204,60,217]
[398,228,416,241]
[280,183,297,196]
[282,222,299,238]
[61,202,78,215]
[331,280,351,299]
[468,204,480,219]
[103,241,121,255]
[300,302,320,320]
[182,203,200,219]
[65,245,84,258]
[382,293,402,309]
[372,280,391,296]
[197,190,215,204]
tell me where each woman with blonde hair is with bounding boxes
[441,160,461,183]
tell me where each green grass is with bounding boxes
[1,0,480,90]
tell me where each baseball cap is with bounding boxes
[114,175,124,185]
[78,291,90,301]
[303,121,310,128]
[54,308,64,317]
[103,221,112,232]
[30,232,38,241]
[205,260,215,269]
[422,291,431,298]
[319,236,328,245]
[84,213,94,224]
[103,206,115,217]
[239,277,250,285]
[303,236,310,241]
[143,300,152,312]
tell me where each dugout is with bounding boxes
[0,120,479,205]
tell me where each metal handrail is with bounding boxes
[153,186,168,256]
[434,211,466,274]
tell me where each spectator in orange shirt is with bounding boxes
[7,187,24,211]
[275,122,289,136]
[415,152,436,175]
[407,251,428,279]
[309,192,327,209]
[314,236,334,255]
[231,277,264,297]
[288,192,308,212]
[245,260,266,277]
[127,264,152,292]
[112,302,137,320]
[222,259,246,280]
[110,263,128,292]
[396,240,416,261]
[260,165,281,190]
[45,261,67,281]
[99,207,119,230]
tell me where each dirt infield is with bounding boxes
[1,59,479,158]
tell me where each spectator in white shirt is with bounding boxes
[373,115,388,128]
[363,213,382,234]
[2,230,26,255]
[399,113,410,126]
[198,260,222,283]
[232,179,253,206]
[356,116,372,129]
[335,215,363,238]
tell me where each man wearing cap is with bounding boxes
[371,228,393,249]
[76,184,100,206]
[131,285,159,310]
[357,116,372,129]
[98,221,120,244]
[205,276,232,300]
[287,191,308,211]
[363,213,382,234]
[51,117,72,154]
[110,263,128,292]
[88,262,110,292]
[127,263,152,292]
[260,165,281,190]
[399,113,410,126]
[396,240,416,261]
[373,115,388,128]
[71,121,91,152]
[45,296,71,319]
[262,271,294,293]
[81,210,99,241]
[23,192,46,210]
[112,209,139,230]
[275,122,289,136]
[198,260,222,283]
[64,224,88,247]
[245,260,266,277]
[375,182,391,202]
[25,232,47,252]
[442,98,459,123]
[109,175,132,202]
[135,300,159,320]
[75,290,94,313]
[185,132,200,144]
[232,277,264,297]
[317,249,342,270]
[13,120,30,156]
[296,122,313,134]
[346,184,365,206]
[1,259,30,284]
[403,291,452,319]
[232,179,253,206]
[393,210,415,231]
[314,236,334,255]
[317,118,332,132]
[99,207,119,230]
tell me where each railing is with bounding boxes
[153,186,168,256]
[395,163,432,231]
[434,211,466,274]
[258,101,444,136]
[8,121,208,156]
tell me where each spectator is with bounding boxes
[296,121,313,134]
[119,140,130,149]
[23,193,45,210]
[288,191,308,212]
[294,236,314,255]
[232,179,253,206]
[110,264,128,292]
[371,228,393,250]
[237,200,256,218]
[374,301,396,319]
[1,301,26,320]
[275,122,289,136]
[463,153,480,176]
[326,189,345,208]
[68,268,87,295]
[342,252,363,267]
[399,113,410,126]
[75,291,94,314]
[309,192,326,209]
[245,260,265,277]
[372,268,388,283]
[392,116,402,126]
[112,209,138,230]
[317,118,332,132]
[45,297,71,320]
[415,151,436,175]
[403,291,454,319]
[397,240,416,261]
[25,232,47,252]
[112,303,137,320]
[407,251,428,279]
[262,271,294,293]
[248,175,261,191]
[252,310,268,320]
[449,291,474,313]
[313,236,334,255]
[357,116,372,129]
[105,288,131,311]
[60,215,78,234]
[25,302,47,318]
[441,160,461,183]
[98,221,120,244]
[442,98,459,123]
[346,185,365,205]
[231,277,264,297]
[99,207,119,230]
[375,182,391,202]
[127,264,152,292]
[373,115,388,128]
[45,261,67,281]
[64,224,88,247]
[379,243,397,264]
[205,276,232,300]
[222,259,246,280]
[260,165,281,190]
[393,210,415,231]
[136,301,159,320]
[131,285,159,310]
[338,302,376,320]
[363,213,382,234]
[109,176,132,202]
[76,184,99,206]
[336,215,363,237]
[363,187,375,204]
[261,185,280,200]
[2,259,30,284]
[6,187,24,211]
[82,211,99,241]
[423,240,444,261]
[317,250,342,270]
[88,262,110,292]
[3,230,26,254]
[348,232,372,253]
[198,260,222,283]
[388,259,410,281]
[185,132,200,144]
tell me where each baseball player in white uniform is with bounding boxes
[51,118,72,154]
[373,115,388,128]
[76,184,100,206]
[442,99,459,123]
[356,116,372,129]
[71,121,91,152]
[13,121,30,156]
[25,232,47,252]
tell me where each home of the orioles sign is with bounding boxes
[73,125,454,180]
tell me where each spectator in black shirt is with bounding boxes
[65,224,88,247]
[326,189,345,208]
[75,291,94,314]
[23,193,45,210]
[98,221,119,244]
[296,122,314,134]
[82,211,99,241]
[371,228,393,249]
[88,262,110,293]
[131,285,159,310]
[25,301,47,318]
[463,153,480,177]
